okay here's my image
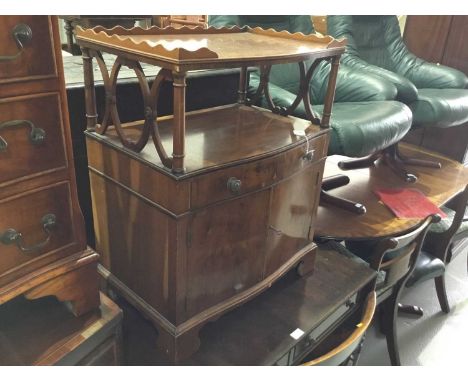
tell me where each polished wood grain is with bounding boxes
[186,190,269,316]
[172,72,186,173]
[357,215,437,366]
[265,166,322,275]
[190,135,326,209]
[88,111,329,361]
[180,247,376,365]
[301,291,376,366]
[0,249,99,317]
[316,143,468,240]
[108,245,374,365]
[81,48,98,132]
[0,92,67,186]
[90,104,323,176]
[23,251,100,317]
[0,16,95,314]
[86,138,190,215]
[89,171,174,320]
[77,25,340,175]
[0,16,56,83]
[0,182,75,285]
[82,23,338,361]
[0,292,122,365]
[75,26,346,71]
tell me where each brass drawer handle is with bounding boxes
[1,214,57,253]
[0,24,33,62]
[0,119,46,152]
[302,149,315,161]
[293,130,315,162]
[227,177,242,194]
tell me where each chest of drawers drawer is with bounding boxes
[0,92,67,186]
[190,132,328,210]
[0,16,56,84]
[0,182,77,286]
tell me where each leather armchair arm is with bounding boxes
[398,57,468,90]
[249,61,398,112]
[328,62,398,103]
[341,54,419,103]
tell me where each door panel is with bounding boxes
[264,165,321,276]
[185,190,270,317]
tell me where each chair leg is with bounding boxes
[378,305,388,336]
[383,145,418,183]
[382,294,402,366]
[397,303,424,317]
[337,145,417,183]
[434,275,450,313]
[445,243,454,264]
[321,174,350,191]
[396,144,442,169]
[320,175,367,215]
[338,153,380,171]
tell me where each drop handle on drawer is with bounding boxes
[0,214,57,253]
[227,177,242,194]
[0,23,33,62]
[302,150,315,161]
[0,119,46,152]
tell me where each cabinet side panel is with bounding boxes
[89,171,172,320]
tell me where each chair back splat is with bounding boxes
[346,214,439,365]
[301,291,376,366]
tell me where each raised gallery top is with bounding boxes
[75,25,347,71]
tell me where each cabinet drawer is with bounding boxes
[190,133,328,209]
[0,92,67,186]
[0,182,75,280]
[0,16,56,84]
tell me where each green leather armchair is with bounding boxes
[209,16,415,213]
[327,15,468,168]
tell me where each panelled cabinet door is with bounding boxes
[185,190,270,317]
[264,165,322,276]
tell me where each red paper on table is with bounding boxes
[374,188,447,219]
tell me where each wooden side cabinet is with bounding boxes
[76,25,343,362]
[0,16,99,315]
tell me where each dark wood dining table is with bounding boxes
[315,143,468,241]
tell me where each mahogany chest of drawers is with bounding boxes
[0,16,99,316]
